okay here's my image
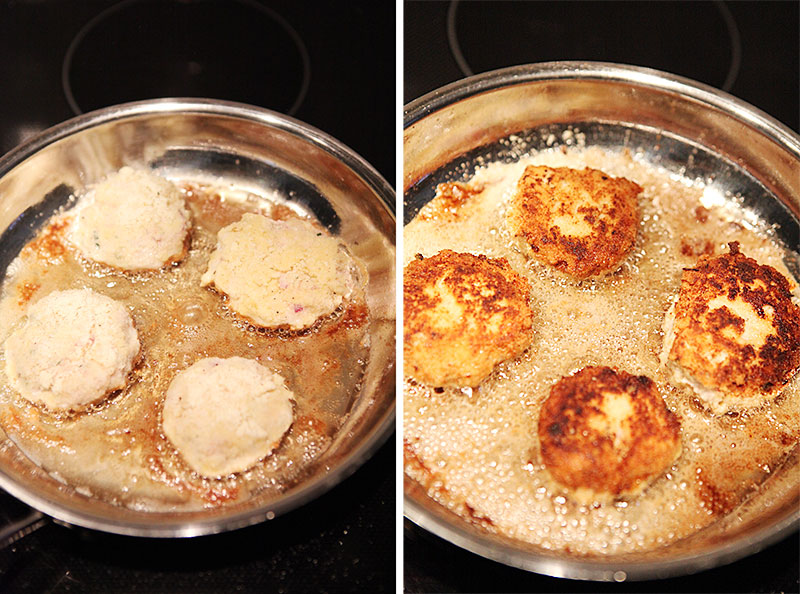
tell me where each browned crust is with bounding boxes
[205,288,353,336]
[417,181,485,222]
[538,366,682,497]
[669,242,800,399]
[158,230,192,270]
[403,250,534,387]
[507,165,641,278]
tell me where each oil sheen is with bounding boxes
[0,180,370,511]
[403,145,800,555]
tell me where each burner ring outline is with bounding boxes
[446,0,742,93]
[61,0,311,116]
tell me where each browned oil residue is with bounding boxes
[464,501,495,527]
[680,238,715,257]
[695,473,741,516]
[22,218,70,263]
[403,439,436,488]
[295,414,327,436]
[694,206,711,223]
[419,182,484,222]
[327,303,369,335]
[16,282,40,305]
[182,183,254,232]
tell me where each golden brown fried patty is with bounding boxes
[404,250,534,387]
[507,165,641,278]
[538,366,682,501]
[663,242,800,413]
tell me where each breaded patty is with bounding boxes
[162,357,295,477]
[201,213,357,330]
[404,250,534,387]
[506,165,641,278]
[538,366,682,502]
[4,289,140,411]
[662,242,800,414]
[70,167,191,271]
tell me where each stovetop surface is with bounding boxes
[405,0,798,133]
[404,1,799,592]
[404,520,799,594]
[0,1,395,592]
[1,441,394,593]
[1,0,395,180]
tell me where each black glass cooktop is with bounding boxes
[404,1,799,592]
[0,0,395,181]
[405,0,799,133]
[0,1,395,592]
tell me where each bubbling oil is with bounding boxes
[403,145,800,555]
[0,180,370,511]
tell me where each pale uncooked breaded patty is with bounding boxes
[70,167,191,271]
[4,289,140,411]
[162,357,295,477]
[201,213,356,330]
[662,242,800,414]
[507,165,641,278]
[538,366,682,502]
[403,250,534,387]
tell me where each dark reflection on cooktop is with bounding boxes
[63,0,309,115]
[447,0,738,91]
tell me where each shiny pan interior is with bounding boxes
[403,61,799,581]
[0,98,396,537]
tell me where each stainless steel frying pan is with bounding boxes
[403,62,799,581]
[0,98,395,538]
